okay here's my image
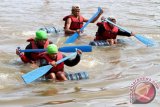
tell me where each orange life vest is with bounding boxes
[63,15,84,30]
[94,22,118,40]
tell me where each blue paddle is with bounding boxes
[65,7,102,44]
[22,52,77,84]
[103,18,156,46]
[18,45,92,53]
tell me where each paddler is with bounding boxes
[94,16,135,45]
[63,5,103,35]
[16,30,52,64]
[39,44,82,81]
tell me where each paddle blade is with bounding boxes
[135,34,156,46]
[64,32,79,44]
[80,7,102,31]
[22,65,52,84]
[59,45,92,52]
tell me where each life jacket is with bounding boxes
[26,38,49,61]
[63,15,84,30]
[40,52,64,73]
[94,22,118,40]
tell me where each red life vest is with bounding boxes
[40,52,64,73]
[26,38,49,61]
[94,22,118,40]
[63,15,84,30]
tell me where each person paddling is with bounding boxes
[39,44,82,81]
[94,16,135,45]
[16,30,52,64]
[63,5,103,35]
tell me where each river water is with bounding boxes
[0,0,160,107]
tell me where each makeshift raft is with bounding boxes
[89,39,126,46]
[39,71,89,81]
[39,26,62,34]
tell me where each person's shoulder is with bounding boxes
[60,53,66,57]
[96,22,103,26]
[63,15,72,21]
[58,51,63,55]
[49,41,53,44]
[25,43,32,49]
[26,38,34,42]
[39,52,47,57]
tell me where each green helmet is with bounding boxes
[47,44,58,54]
[35,30,47,40]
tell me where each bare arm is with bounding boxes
[64,18,77,34]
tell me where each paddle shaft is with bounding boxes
[104,18,131,34]
[80,7,102,32]
[18,45,92,53]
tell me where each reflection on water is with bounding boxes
[0,0,160,107]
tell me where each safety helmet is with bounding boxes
[47,44,58,54]
[35,30,47,41]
